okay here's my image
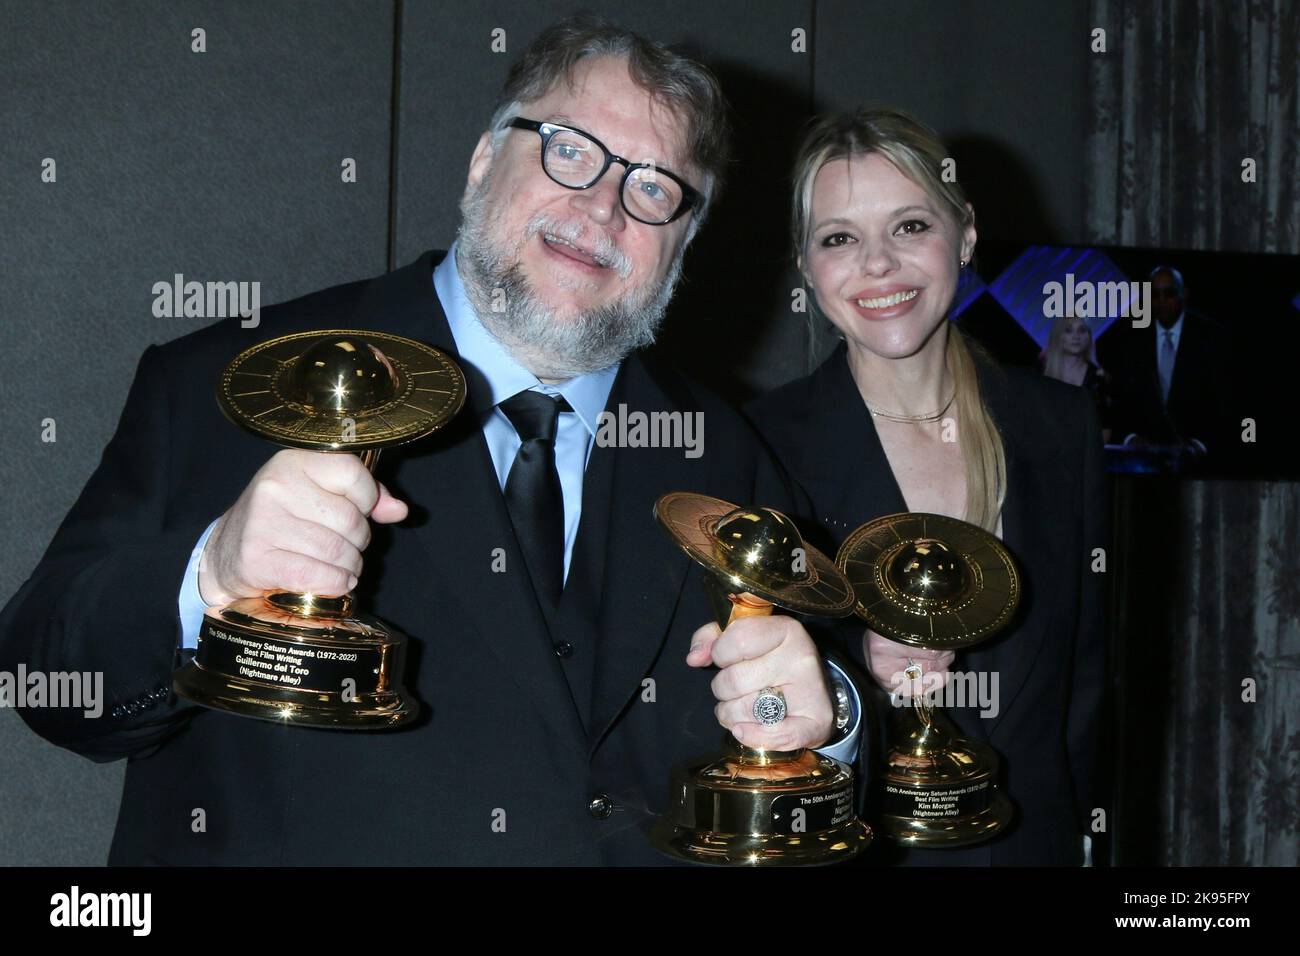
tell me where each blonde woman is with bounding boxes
[746,108,1107,866]
[1042,314,1113,441]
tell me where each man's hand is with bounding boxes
[864,627,953,697]
[687,616,834,751]
[197,449,408,606]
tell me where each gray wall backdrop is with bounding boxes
[0,0,1089,864]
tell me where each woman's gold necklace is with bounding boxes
[866,390,956,424]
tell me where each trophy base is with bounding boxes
[651,744,871,866]
[878,704,1014,847]
[173,596,417,730]
[173,661,416,730]
[651,818,873,866]
[879,788,1014,847]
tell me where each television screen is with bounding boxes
[953,241,1298,478]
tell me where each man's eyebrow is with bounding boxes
[542,112,683,171]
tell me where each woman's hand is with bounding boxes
[864,627,954,697]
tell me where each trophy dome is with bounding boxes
[711,506,810,585]
[885,538,968,604]
[284,337,400,416]
[836,512,1018,648]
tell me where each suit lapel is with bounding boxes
[587,355,703,754]
[800,345,909,542]
[976,361,1068,734]
[357,251,588,751]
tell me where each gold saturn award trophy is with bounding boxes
[650,492,872,865]
[173,330,465,729]
[836,512,1020,846]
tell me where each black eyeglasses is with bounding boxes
[505,117,702,225]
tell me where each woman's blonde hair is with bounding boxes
[1041,314,1098,380]
[790,108,1006,531]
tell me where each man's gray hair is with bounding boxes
[484,14,730,227]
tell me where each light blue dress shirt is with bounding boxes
[433,244,617,584]
[177,243,859,761]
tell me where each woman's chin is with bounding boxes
[830,312,949,361]
[841,329,945,362]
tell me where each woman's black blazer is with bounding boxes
[746,342,1109,866]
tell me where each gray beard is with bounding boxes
[455,176,683,380]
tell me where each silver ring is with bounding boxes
[752,687,787,726]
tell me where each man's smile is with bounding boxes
[540,230,609,271]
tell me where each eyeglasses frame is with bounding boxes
[504,117,702,225]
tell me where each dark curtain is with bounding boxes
[1086,0,1299,253]
[1112,480,1300,865]
[1086,0,1300,865]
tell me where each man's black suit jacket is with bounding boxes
[745,342,1109,866]
[0,250,826,865]
[1100,311,1233,454]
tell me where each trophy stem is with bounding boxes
[911,689,934,730]
[264,590,354,618]
[717,588,806,764]
[259,447,382,618]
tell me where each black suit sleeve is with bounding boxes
[1067,386,1109,834]
[0,344,203,760]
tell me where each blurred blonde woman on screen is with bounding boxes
[1041,314,1113,440]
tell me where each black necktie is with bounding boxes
[499,390,571,610]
